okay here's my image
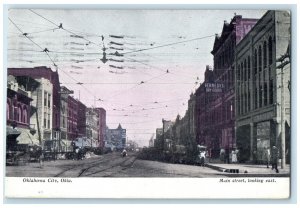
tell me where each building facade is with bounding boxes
[6,75,38,146]
[59,86,73,141]
[67,96,78,141]
[234,10,291,164]
[195,15,258,159]
[95,108,106,148]
[8,66,61,143]
[86,108,99,147]
[106,124,126,150]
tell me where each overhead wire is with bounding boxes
[8,17,96,98]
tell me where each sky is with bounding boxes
[7,9,266,147]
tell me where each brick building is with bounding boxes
[234,10,291,164]
[195,15,258,159]
[8,66,61,142]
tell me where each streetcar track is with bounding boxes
[82,154,138,177]
[54,153,139,177]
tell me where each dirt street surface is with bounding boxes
[6,152,225,178]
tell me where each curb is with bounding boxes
[206,163,290,177]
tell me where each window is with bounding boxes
[248,90,251,111]
[241,63,244,82]
[7,102,9,120]
[268,36,273,65]
[241,94,244,114]
[263,41,267,69]
[269,80,274,104]
[248,56,251,80]
[23,108,27,123]
[48,94,51,108]
[17,106,22,122]
[258,45,262,72]
[48,114,50,129]
[254,49,258,75]
[255,87,258,109]
[264,82,268,106]
[44,92,47,107]
[244,59,247,81]
[259,85,263,108]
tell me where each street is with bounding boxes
[6,152,225,178]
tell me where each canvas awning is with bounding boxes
[6,126,21,137]
[16,128,40,146]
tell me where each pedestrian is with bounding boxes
[199,151,206,167]
[271,145,279,173]
[231,149,237,163]
[263,147,271,168]
[39,151,44,169]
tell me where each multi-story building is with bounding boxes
[195,15,258,158]
[77,100,87,138]
[67,95,78,141]
[59,86,73,141]
[95,108,106,148]
[106,124,126,150]
[8,66,61,143]
[86,108,99,147]
[234,10,291,164]
[6,75,38,146]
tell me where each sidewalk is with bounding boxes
[206,163,290,177]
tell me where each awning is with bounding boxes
[6,126,21,137]
[17,128,40,146]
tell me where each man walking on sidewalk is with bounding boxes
[271,146,279,173]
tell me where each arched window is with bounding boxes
[263,41,267,69]
[18,105,22,122]
[268,36,273,65]
[23,107,28,124]
[258,45,262,72]
[7,102,10,120]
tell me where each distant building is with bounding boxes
[67,95,78,141]
[95,108,106,148]
[106,124,126,150]
[86,108,99,147]
[77,100,87,138]
[59,86,73,141]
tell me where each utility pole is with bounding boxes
[276,51,290,169]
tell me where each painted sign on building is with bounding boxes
[205,82,224,93]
